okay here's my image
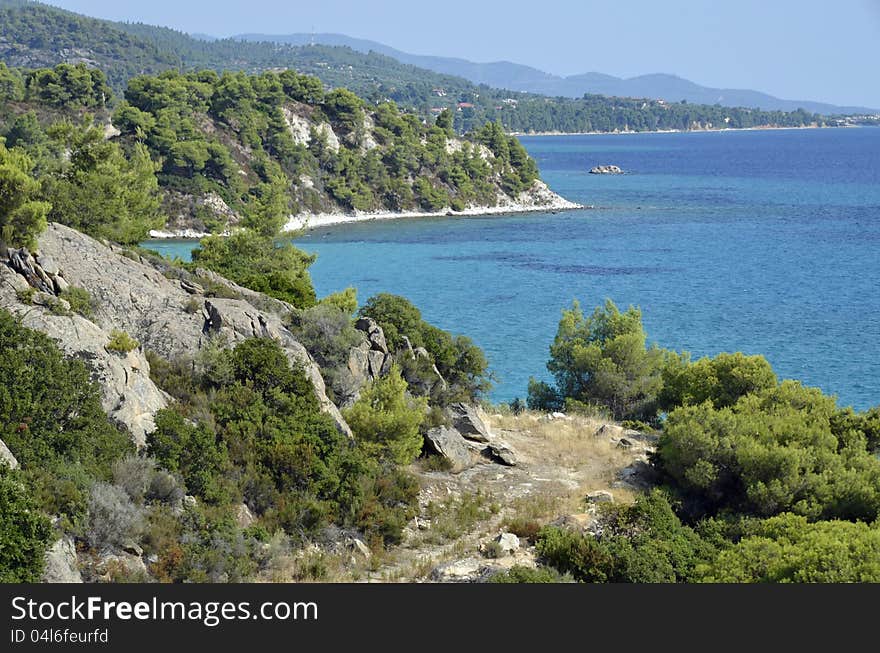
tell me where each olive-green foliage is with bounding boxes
[0,467,53,583]
[0,309,134,524]
[40,121,165,244]
[0,140,51,248]
[698,513,880,583]
[319,287,357,315]
[149,410,233,504]
[660,351,778,410]
[191,231,317,308]
[147,337,419,545]
[536,490,716,583]
[532,299,671,421]
[23,63,111,109]
[473,120,539,194]
[657,381,880,521]
[358,293,491,404]
[343,366,427,465]
[286,301,363,400]
[59,286,93,317]
[106,329,139,353]
[832,405,880,453]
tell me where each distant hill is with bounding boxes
[236,32,877,115]
[0,1,831,135]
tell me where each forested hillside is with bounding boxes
[0,1,827,134]
[0,62,544,240]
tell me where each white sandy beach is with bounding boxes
[149,184,584,239]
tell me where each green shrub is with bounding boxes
[532,299,673,421]
[343,366,427,465]
[106,329,139,353]
[359,293,491,404]
[698,513,880,583]
[60,286,93,318]
[0,309,134,523]
[490,565,571,583]
[536,490,717,583]
[656,381,880,521]
[0,467,53,582]
[660,351,778,410]
[192,231,317,308]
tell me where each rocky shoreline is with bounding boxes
[149,181,583,239]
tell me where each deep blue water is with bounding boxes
[146,128,880,410]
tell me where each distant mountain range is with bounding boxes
[235,32,877,115]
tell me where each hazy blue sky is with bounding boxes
[48,0,880,108]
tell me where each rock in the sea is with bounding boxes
[0,438,18,469]
[424,426,474,472]
[448,402,492,443]
[42,536,82,583]
[589,164,624,174]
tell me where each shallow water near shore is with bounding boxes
[145,128,880,410]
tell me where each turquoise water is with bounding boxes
[145,128,880,410]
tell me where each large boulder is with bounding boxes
[354,316,388,354]
[42,536,82,583]
[0,265,167,447]
[0,438,18,469]
[29,223,351,438]
[448,403,492,443]
[424,426,474,472]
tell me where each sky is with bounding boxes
[46,0,880,108]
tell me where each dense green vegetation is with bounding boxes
[359,293,492,405]
[524,299,880,583]
[0,1,827,135]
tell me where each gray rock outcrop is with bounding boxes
[424,426,474,472]
[448,403,492,443]
[0,264,167,447]
[42,536,83,583]
[22,223,351,438]
[0,438,18,469]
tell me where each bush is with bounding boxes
[112,455,157,504]
[660,352,778,410]
[359,293,491,403]
[85,482,143,551]
[106,329,139,353]
[536,490,716,583]
[656,381,880,521]
[0,309,134,523]
[286,302,364,399]
[698,513,880,583]
[343,366,427,465]
[192,231,317,308]
[0,468,53,582]
[490,565,571,583]
[59,286,93,318]
[533,299,672,421]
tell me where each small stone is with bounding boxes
[496,532,520,555]
[586,490,614,504]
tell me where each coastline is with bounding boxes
[149,185,585,239]
[511,124,835,137]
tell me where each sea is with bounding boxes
[145,127,880,411]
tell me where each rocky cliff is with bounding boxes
[0,223,357,443]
